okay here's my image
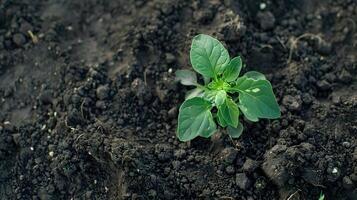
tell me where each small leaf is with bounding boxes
[227,123,243,138]
[190,34,230,78]
[244,71,266,80]
[318,193,325,200]
[204,90,217,102]
[185,88,204,100]
[215,90,226,106]
[233,77,280,120]
[175,70,198,86]
[177,97,216,141]
[218,98,239,128]
[223,56,242,82]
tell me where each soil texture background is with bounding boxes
[0,0,357,199]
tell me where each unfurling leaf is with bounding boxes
[223,56,242,82]
[218,98,239,128]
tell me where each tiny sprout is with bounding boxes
[175,34,281,142]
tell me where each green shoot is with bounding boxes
[318,192,325,200]
[176,34,281,142]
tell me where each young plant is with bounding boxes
[318,192,325,200]
[175,34,281,142]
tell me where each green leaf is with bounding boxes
[234,77,280,120]
[223,56,242,82]
[218,98,239,128]
[185,88,204,100]
[238,104,259,122]
[204,90,217,102]
[217,110,228,127]
[175,70,197,86]
[177,97,216,141]
[227,123,243,138]
[190,34,230,78]
[215,90,226,106]
[244,71,266,80]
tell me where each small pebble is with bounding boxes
[13,33,27,46]
[225,165,235,175]
[257,11,275,30]
[96,85,110,100]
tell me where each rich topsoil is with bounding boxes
[0,0,356,199]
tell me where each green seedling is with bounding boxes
[318,192,325,200]
[175,34,281,142]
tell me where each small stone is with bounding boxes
[316,39,332,55]
[95,101,106,109]
[71,94,81,104]
[117,118,124,125]
[164,190,175,200]
[3,40,13,49]
[85,191,93,198]
[155,144,173,162]
[320,64,331,72]
[353,148,357,161]
[39,90,53,104]
[259,2,267,10]
[12,133,20,145]
[194,9,215,25]
[236,173,251,189]
[327,167,341,182]
[338,69,352,83]
[242,158,260,173]
[201,188,211,197]
[66,109,84,126]
[20,20,33,33]
[12,33,27,47]
[165,53,175,64]
[168,107,177,119]
[302,93,313,105]
[302,168,323,186]
[172,161,180,169]
[96,85,110,100]
[350,174,357,182]
[331,93,341,104]
[131,78,151,103]
[342,141,351,148]
[225,165,235,175]
[174,149,186,159]
[317,80,331,90]
[262,145,289,187]
[257,11,275,30]
[342,176,354,189]
[220,147,238,164]
[282,95,301,111]
[148,189,157,197]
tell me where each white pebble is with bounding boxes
[260,2,266,10]
[332,167,338,174]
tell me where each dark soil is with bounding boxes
[1,0,356,199]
